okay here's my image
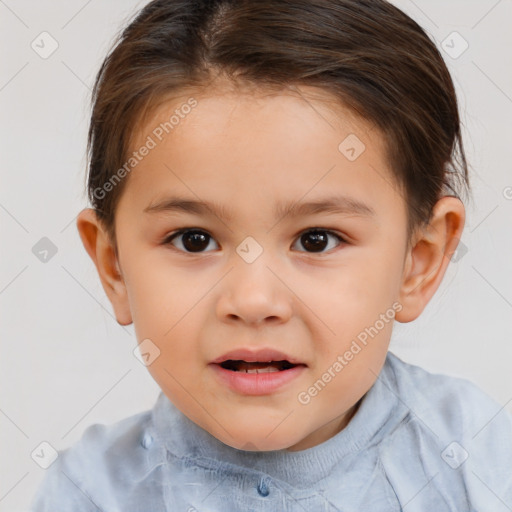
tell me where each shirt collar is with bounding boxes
[152,351,408,486]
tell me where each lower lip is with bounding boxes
[210,363,306,395]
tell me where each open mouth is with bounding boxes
[219,360,298,373]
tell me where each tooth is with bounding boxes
[244,367,280,374]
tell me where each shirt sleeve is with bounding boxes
[419,374,512,510]
[30,450,102,512]
[460,382,512,511]
[381,356,512,511]
[29,412,153,512]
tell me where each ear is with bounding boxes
[395,196,465,323]
[76,208,133,326]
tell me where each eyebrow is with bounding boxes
[143,194,376,221]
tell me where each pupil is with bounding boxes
[302,231,327,252]
[183,230,209,252]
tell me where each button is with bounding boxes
[141,431,153,449]
[257,477,271,497]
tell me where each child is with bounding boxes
[31,0,512,510]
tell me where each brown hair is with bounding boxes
[85,0,470,256]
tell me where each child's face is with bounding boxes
[94,85,413,451]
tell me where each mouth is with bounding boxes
[219,360,299,373]
[210,351,307,395]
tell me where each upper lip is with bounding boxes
[210,348,306,366]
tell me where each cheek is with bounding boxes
[308,257,399,325]
[125,256,199,342]
[301,249,402,361]
[351,230,406,300]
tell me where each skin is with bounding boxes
[76,82,465,452]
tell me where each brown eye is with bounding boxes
[165,229,219,253]
[293,229,345,253]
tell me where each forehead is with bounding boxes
[130,81,378,155]
[121,84,404,225]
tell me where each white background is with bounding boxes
[1,0,511,510]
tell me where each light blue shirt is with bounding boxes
[30,352,512,511]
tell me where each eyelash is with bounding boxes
[161,228,348,255]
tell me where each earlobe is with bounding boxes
[395,196,465,323]
[76,208,133,326]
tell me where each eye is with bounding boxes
[292,228,346,253]
[163,229,219,253]
[162,227,346,254]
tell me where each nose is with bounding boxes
[216,256,293,326]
